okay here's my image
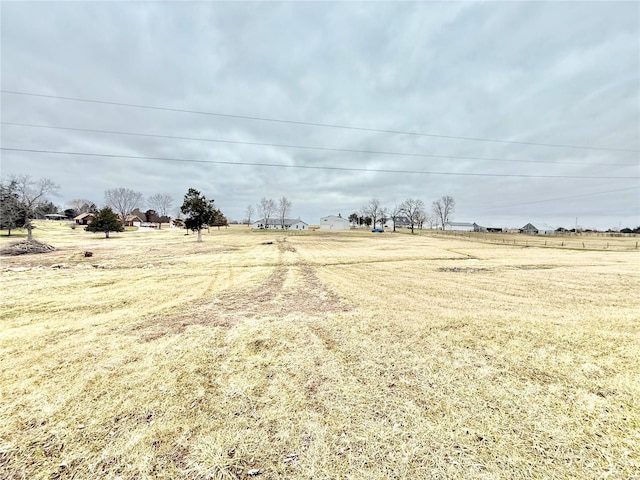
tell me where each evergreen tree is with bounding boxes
[211,210,228,229]
[3,175,59,240]
[0,181,24,236]
[33,201,58,218]
[64,208,78,220]
[181,188,220,242]
[85,206,124,238]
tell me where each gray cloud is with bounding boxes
[2,2,638,229]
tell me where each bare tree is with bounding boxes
[400,198,425,234]
[245,205,255,226]
[389,204,403,232]
[361,199,381,231]
[424,212,437,229]
[105,188,144,226]
[278,196,292,229]
[416,209,426,230]
[378,207,389,229]
[257,197,276,229]
[8,175,60,240]
[67,198,96,214]
[432,195,455,229]
[147,193,173,229]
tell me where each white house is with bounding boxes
[252,218,308,230]
[385,216,411,229]
[319,214,350,230]
[444,221,475,232]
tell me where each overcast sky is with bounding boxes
[2,1,639,229]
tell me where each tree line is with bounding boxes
[244,196,294,229]
[0,174,450,241]
[0,174,226,241]
[87,187,226,240]
[349,196,456,233]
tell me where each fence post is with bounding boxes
[582,242,585,248]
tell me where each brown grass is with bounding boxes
[429,229,639,251]
[1,222,639,479]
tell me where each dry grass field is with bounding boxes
[429,230,639,252]
[1,222,639,479]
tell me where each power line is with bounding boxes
[2,89,637,153]
[2,146,638,179]
[3,122,636,167]
[484,186,640,210]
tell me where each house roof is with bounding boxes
[254,218,308,225]
[125,215,143,222]
[73,213,94,220]
[521,223,537,230]
[446,222,474,227]
[473,222,503,228]
[320,215,349,221]
[536,223,556,231]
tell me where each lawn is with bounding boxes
[1,223,639,479]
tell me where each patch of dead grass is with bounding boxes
[1,224,639,479]
[134,261,351,342]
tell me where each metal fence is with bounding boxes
[430,230,639,251]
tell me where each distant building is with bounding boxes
[473,223,504,233]
[44,214,67,220]
[536,223,556,235]
[124,215,144,227]
[74,213,95,225]
[520,223,538,235]
[518,223,556,235]
[380,216,410,229]
[320,214,350,230]
[252,218,308,230]
[444,222,475,232]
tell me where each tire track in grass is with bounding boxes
[133,238,351,342]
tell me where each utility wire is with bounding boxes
[2,122,636,167]
[2,147,638,179]
[484,186,640,210]
[2,89,637,153]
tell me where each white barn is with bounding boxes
[252,218,308,230]
[319,214,350,230]
[444,221,474,232]
[536,223,556,235]
[519,223,556,235]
